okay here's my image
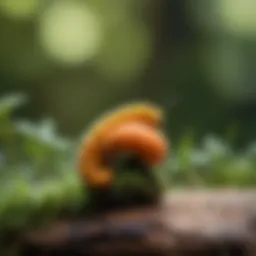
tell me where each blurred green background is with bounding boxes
[1,0,255,145]
[0,0,255,235]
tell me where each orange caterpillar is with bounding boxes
[77,102,168,188]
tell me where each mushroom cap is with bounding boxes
[103,122,167,166]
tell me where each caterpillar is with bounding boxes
[77,102,168,189]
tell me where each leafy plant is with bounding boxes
[164,134,256,187]
[0,93,255,234]
[0,94,86,233]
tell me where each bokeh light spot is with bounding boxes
[218,0,256,38]
[39,0,102,65]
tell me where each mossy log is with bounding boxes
[22,189,256,255]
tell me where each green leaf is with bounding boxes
[0,93,27,118]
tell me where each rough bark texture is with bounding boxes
[22,189,256,255]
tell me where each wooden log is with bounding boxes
[22,189,256,255]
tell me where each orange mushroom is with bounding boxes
[77,102,168,188]
[103,122,167,166]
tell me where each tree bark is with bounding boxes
[22,189,256,255]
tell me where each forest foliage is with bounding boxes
[0,94,255,232]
